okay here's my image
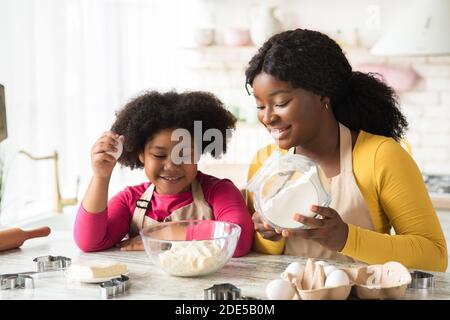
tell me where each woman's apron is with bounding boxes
[129,179,213,237]
[284,123,375,261]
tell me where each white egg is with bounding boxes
[266,279,296,300]
[324,265,338,277]
[324,270,350,287]
[284,262,303,277]
[106,137,123,160]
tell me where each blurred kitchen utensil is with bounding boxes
[0,226,51,251]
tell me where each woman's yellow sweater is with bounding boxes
[247,130,448,272]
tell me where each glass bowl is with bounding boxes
[140,220,241,277]
[247,151,331,230]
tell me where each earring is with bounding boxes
[325,103,329,110]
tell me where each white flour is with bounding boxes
[262,171,319,229]
[158,240,226,277]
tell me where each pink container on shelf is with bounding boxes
[223,28,251,47]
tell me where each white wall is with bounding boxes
[0,0,187,224]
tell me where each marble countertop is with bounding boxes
[1,213,450,300]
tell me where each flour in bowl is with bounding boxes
[158,240,226,277]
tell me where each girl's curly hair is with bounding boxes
[245,29,408,141]
[111,91,236,169]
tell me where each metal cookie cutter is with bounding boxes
[204,283,242,300]
[32,255,71,272]
[0,274,34,290]
[0,255,70,290]
[239,296,262,300]
[99,275,130,299]
[408,271,434,289]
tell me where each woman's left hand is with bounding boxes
[281,205,349,252]
[116,236,144,251]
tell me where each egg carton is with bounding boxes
[266,258,412,300]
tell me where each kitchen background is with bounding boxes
[0,0,449,253]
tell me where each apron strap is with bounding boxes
[129,184,155,237]
[191,178,208,207]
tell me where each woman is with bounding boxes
[245,29,447,272]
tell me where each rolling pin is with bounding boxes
[0,226,51,251]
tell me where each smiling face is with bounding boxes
[139,128,198,195]
[252,72,326,150]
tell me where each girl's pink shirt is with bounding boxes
[74,171,254,257]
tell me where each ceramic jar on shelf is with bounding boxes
[249,6,282,46]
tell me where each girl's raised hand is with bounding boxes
[91,131,124,179]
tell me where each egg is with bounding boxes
[324,270,350,287]
[106,137,123,160]
[284,262,303,277]
[266,279,296,300]
[324,265,338,277]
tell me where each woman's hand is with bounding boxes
[91,131,123,179]
[116,235,144,251]
[281,205,349,252]
[252,211,282,241]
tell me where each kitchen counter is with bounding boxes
[431,193,450,210]
[1,213,450,300]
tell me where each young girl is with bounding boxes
[74,90,254,257]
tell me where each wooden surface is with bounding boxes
[431,193,450,210]
[1,212,450,300]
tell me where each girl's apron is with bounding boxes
[129,179,213,237]
[284,123,375,261]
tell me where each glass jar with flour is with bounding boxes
[247,151,331,230]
